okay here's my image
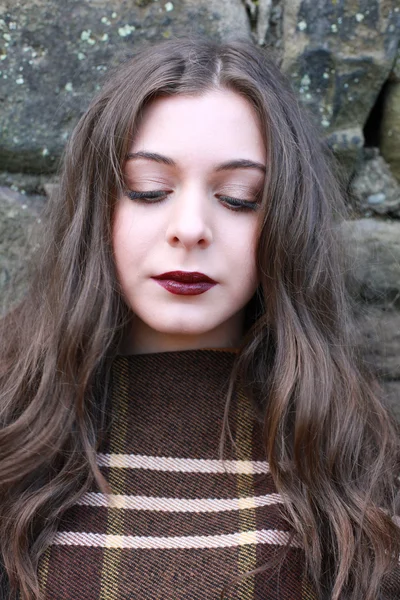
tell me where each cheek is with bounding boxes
[112,203,149,266]
[225,220,258,280]
[112,204,141,287]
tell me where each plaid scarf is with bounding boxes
[38,348,309,598]
[38,348,400,599]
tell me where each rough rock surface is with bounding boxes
[0,187,45,313]
[382,381,400,422]
[391,46,400,81]
[0,0,250,173]
[355,305,400,379]
[350,151,400,217]
[380,81,400,183]
[341,218,400,382]
[0,171,58,195]
[342,218,400,306]
[282,0,400,174]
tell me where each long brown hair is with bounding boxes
[0,37,399,600]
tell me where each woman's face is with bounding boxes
[113,89,266,354]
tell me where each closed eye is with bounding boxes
[217,195,260,212]
[125,189,260,212]
[125,190,169,203]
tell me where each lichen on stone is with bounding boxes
[118,24,136,37]
[80,29,96,45]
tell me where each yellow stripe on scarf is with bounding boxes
[99,360,130,600]
[236,389,257,599]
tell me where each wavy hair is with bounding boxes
[0,37,399,600]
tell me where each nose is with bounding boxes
[165,186,213,250]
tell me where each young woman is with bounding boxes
[0,37,399,600]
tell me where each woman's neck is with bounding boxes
[119,312,245,355]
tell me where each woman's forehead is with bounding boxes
[127,89,266,170]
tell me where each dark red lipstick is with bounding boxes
[152,271,217,296]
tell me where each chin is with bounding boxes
[146,314,225,336]
[153,322,218,336]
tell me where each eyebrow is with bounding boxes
[126,151,266,174]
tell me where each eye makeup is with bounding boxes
[125,188,260,212]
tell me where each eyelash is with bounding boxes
[125,190,259,212]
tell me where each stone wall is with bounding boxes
[0,0,399,412]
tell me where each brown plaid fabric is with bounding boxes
[37,349,400,599]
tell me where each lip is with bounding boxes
[152,271,217,296]
[153,271,217,284]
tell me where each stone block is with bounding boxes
[342,218,400,306]
[282,0,400,175]
[0,0,250,173]
[0,186,45,312]
[355,305,400,380]
[380,81,400,182]
[382,380,400,422]
[350,152,400,217]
